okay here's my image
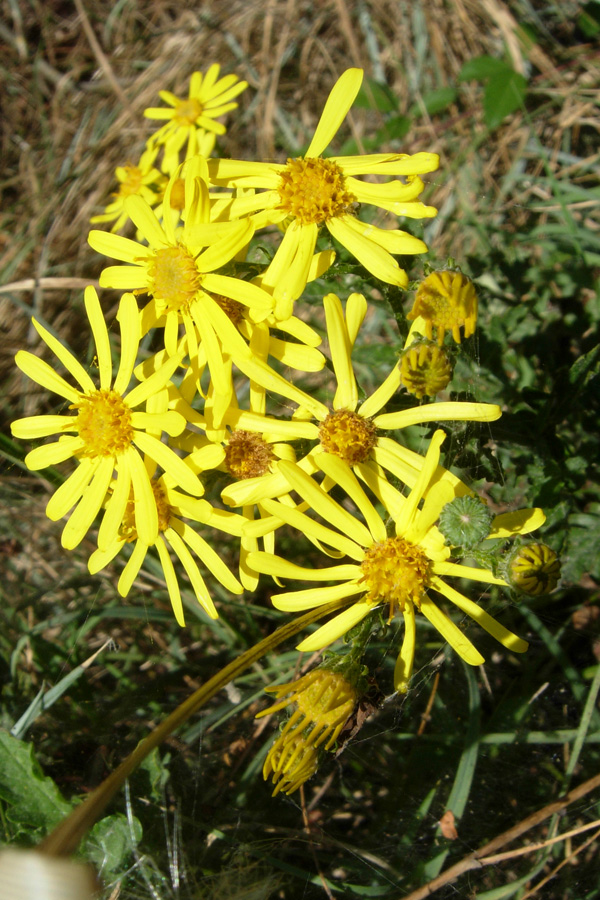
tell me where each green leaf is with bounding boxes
[0,731,73,836]
[354,78,398,112]
[578,2,600,37]
[410,87,458,118]
[483,69,527,129]
[85,813,143,877]
[375,115,411,142]
[458,55,508,81]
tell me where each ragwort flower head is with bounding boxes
[88,157,275,423]
[208,69,439,315]
[258,667,357,795]
[507,542,561,596]
[89,472,244,626]
[90,145,165,233]
[10,288,202,551]
[144,64,248,174]
[221,292,501,511]
[408,270,477,345]
[246,430,546,692]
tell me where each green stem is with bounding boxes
[39,599,349,857]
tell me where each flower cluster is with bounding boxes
[11,65,559,796]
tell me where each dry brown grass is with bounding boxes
[1,0,597,413]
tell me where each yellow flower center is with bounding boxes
[224,430,275,479]
[147,245,201,314]
[116,165,143,198]
[278,157,357,225]
[319,409,377,465]
[214,294,245,325]
[169,178,186,210]
[360,537,431,618]
[72,389,133,457]
[119,481,172,543]
[174,97,203,125]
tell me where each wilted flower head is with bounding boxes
[408,270,477,344]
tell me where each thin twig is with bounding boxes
[72,0,133,115]
[400,771,600,900]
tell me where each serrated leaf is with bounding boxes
[85,813,143,877]
[354,78,398,112]
[0,731,73,833]
[483,70,527,129]
[458,55,509,81]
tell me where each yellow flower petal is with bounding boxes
[125,195,169,248]
[395,429,445,536]
[113,293,141,395]
[126,447,159,545]
[419,594,485,666]
[84,286,112,390]
[133,432,203,497]
[273,581,366,612]
[305,68,363,158]
[296,600,372,651]
[246,551,361,582]
[316,453,387,543]
[374,401,501,430]
[31,319,95,394]
[117,539,147,596]
[258,497,365,561]
[15,351,81,403]
[10,415,77,440]
[277,460,373,548]
[394,604,416,693]
[327,216,409,287]
[97,468,131,552]
[45,458,97,520]
[489,508,546,539]
[165,526,218,619]
[154,537,185,626]
[174,520,242,595]
[431,576,528,653]
[324,292,358,411]
[61,456,114,550]
[433,561,507,586]
[25,436,85,470]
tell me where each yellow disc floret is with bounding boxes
[214,294,245,325]
[319,409,377,465]
[400,340,453,399]
[174,97,203,126]
[224,430,275,480]
[147,245,201,314]
[72,389,134,458]
[278,157,357,225]
[114,165,143,199]
[408,270,477,345]
[360,536,431,618]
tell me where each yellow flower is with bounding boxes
[144,65,248,174]
[258,667,357,795]
[508,543,561,596]
[221,292,501,510]
[246,430,546,692]
[88,474,244,626]
[88,157,275,419]
[408,270,477,345]
[10,288,202,550]
[400,338,453,399]
[208,68,438,308]
[90,145,165,232]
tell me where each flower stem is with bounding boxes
[39,598,350,857]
